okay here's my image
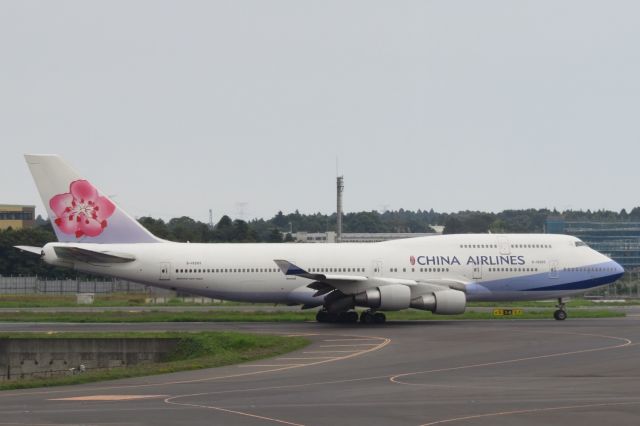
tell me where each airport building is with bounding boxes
[545,217,640,272]
[293,230,441,243]
[0,205,35,230]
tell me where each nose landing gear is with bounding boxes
[553,298,567,321]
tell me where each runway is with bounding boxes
[1,318,639,425]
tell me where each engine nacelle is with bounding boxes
[354,284,411,311]
[410,289,466,315]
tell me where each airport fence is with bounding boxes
[0,276,148,295]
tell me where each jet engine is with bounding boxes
[353,284,411,311]
[409,289,466,315]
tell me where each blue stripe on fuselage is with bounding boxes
[478,261,623,293]
[526,272,624,291]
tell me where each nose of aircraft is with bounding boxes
[613,260,625,275]
[603,253,625,276]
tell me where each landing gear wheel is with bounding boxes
[373,312,386,324]
[360,311,375,324]
[553,310,567,321]
[316,310,329,323]
[337,311,359,324]
[554,297,567,321]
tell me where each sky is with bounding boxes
[1,1,639,223]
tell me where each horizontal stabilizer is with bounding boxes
[14,246,43,255]
[53,246,136,263]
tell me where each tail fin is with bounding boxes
[25,154,161,244]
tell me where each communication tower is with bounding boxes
[336,176,344,243]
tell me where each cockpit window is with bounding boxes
[575,241,587,247]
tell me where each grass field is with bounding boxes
[0,294,637,308]
[0,331,309,391]
[0,294,256,308]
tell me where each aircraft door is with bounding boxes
[372,260,383,277]
[497,236,511,255]
[472,264,482,280]
[549,260,559,279]
[159,262,172,281]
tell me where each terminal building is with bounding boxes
[0,205,35,230]
[545,216,640,272]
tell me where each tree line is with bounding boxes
[1,207,639,278]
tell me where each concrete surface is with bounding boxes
[0,318,639,425]
[0,338,178,381]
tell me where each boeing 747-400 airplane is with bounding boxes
[16,155,624,323]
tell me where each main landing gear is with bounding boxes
[359,310,386,324]
[315,309,386,324]
[316,310,358,324]
[553,298,567,321]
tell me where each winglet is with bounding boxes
[274,259,308,276]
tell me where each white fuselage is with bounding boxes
[41,233,624,308]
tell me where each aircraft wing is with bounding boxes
[274,259,469,296]
[274,259,368,282]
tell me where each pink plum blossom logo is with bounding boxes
[49,180,116,238]
[410,256,416,266]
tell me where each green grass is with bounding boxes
[468,299,640,307]
[0,331,309,391]
[0,294,257,308]
[1,294,638,309]
[384,309,624,320]
[0,307,624,323]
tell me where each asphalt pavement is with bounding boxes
[0,318,639,425]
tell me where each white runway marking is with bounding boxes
[420,400,640,425]
[390,331,632,386]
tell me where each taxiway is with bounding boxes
[0,318,639,425]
